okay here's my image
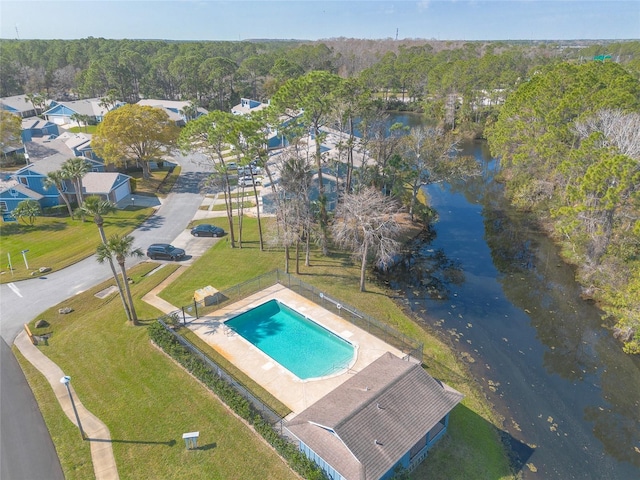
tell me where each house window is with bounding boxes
[409,435,427,459]
[19,177,28,186]
[0,201,7,212]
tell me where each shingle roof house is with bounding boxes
[286,352,464,480]
[136,99,208,126]
[0,94,40,118]
[231,98,269,116]
[43,98,123,126]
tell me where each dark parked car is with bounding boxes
[146,243,186,261]
[190,224,225,237]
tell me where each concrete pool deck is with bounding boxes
[186,284,405,419]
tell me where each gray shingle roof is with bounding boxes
[82,172,128,195]
[287,352,464,480]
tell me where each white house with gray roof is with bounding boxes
[43,98,122,126]
[285,352,464,480]
[136,99,208,126]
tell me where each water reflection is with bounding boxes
[382,139,640,478]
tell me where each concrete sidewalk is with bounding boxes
[14,331,119,480]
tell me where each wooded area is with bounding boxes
[2,37,639,351]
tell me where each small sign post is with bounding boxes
[182,431,199,450]
[20,249,29,270]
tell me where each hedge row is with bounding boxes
[148,321,328,480]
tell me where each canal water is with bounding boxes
[382,138,640,479]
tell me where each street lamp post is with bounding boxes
[60,376,85,440]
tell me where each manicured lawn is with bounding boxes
[25,261,298,480]
[68,125,98,134]
[21,215,514,479]
[129,165,182,197]
[159,217,515,479]
[0,206,153,282]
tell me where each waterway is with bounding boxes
[381,137,640,479]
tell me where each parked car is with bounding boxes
[146,243,186,261]
[190,224,225,237]
[226,162,237,170]
[238,176,262,187]
[237,165,262,175]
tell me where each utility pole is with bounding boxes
[395,28,398,41]
[15,24,20,40]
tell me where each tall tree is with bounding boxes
[61,157,89,208]
[95,234,143,325]
[43,170,74,217]
[77,196,132,323]
[331,187,403,292]
[271,70,342,254]
[92,104,179,178]
[402,126,480,221]
[178,111,238,247]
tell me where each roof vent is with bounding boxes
[374,439,383,446]
[364,386,370,391]
[377,403,384,410]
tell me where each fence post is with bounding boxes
[193,299,198,319]
[182,307,186,326]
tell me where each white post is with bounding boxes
[20,249,29,270]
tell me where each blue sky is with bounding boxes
[1,1,638,41]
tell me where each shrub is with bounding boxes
[43,205,70,217]
[148,321,328,479]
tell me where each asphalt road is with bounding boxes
[0,153,210,343]
[0,153,211,478]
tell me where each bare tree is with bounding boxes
[276,146,314,273]
[402,126,480,220]
[574,110,640,161]
[331,187,403,292]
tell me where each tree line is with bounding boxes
[2,37,638,130]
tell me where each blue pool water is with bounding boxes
[225,299,354,380]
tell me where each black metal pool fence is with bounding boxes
[159,269,423,363]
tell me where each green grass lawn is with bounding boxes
[159,217,515,479]
[20,215,515,480]
[68,125,98,134]
[0,206,153,282]
[24,261,298,480]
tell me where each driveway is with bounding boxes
[0,152,211,343]
[0,152,212,479]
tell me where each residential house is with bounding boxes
[81,172,132,203]
[0,94,40,118]
[43,97,123,126]
[231,98,269,116]
[286,352,464,480]
[136,99,208,126]
[5,132,131,211]
[0,178,45,215]
[13,154,104,209]
[21,118,60,142]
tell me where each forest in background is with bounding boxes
[1,37,639,351]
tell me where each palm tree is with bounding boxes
[43,170,74,217]
[70,113,91,132]
[61,157,89,208]
[79,196,132,323]
[96,234,143,325]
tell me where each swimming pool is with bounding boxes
[225,299,354,380]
